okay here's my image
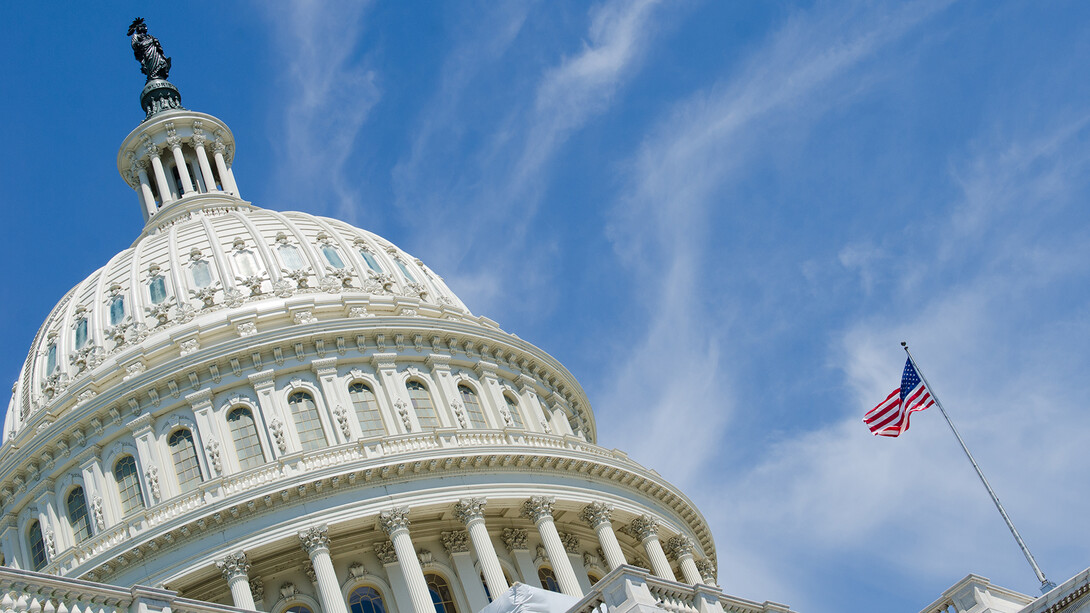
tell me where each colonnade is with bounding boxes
[131,121,240,218]
[214,497,717,613]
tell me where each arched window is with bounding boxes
[458,385,488,429]
[348,585,387,613]
[288,391,327,450]
[109,295,126,326]
[588,573,601,585]
[349,382,385,437]
[27,520,47,571]
[74,318,89,349]
[279,244,305,270]
[114,455,144,514]
[234,250,260,277]
[285,606,313,613]
[406,381,439,428]
[45,343,57,375]
[148,276,168,304]
[359,249,383,273]
[394,259,417,283]
[322,246,345,269]
[538,568,560,593]
[503,394,525,429]
[169,428,203,493]
[424,573,458,613]
[227,407,264,470]
[67,486,92,542]
[190,259,213,288]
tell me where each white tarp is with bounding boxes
[478,582,581,613]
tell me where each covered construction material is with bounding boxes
[479,583,581,613]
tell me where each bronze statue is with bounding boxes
[128,18,171,82]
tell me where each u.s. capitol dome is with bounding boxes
[0,20,736,613]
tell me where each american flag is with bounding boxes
[863,357,935,437]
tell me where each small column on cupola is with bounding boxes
[117,18,242,224]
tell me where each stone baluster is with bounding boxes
[580,502,627,570]
[298,526,348,613]
[521,496,582,597]
[454,497,508,598]
[379,507,434,613]
[216,551,256,610]
[628,515,676,581]
[665,535,703,585]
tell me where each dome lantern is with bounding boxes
[118,19,242,227]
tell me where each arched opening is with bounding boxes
[67,486,92,542]
[458,385,488,429]
[114,455,145,515]
[27,520,47,571]
[424,573,458,613]
[406,381,439,428]
[288,391,327,450]
[349,382,385,437]
[503,393,525,429]
[348,585,388,613]
[227,406,264,470]
[169,428,203,492]
[538,567,561,593]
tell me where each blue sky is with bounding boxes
[2,1,1090,611]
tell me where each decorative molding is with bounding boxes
[558,532,580,554]
[665,535,695,560]
[373,541,398,565]
[501,528,528,552]
[521,496,555,522]
[216,551,250,580]
[441,530,470,555]
[580,502,613,528]
[627,515,659,542]
[298,525,330,555]
[696,559,717,586]
[378,507,410,535]
[453,497,486,524]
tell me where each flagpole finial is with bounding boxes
[900,341,907,347]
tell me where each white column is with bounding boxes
[665,536,703,585]
[127,413,167,502]
[147,147,174,204]
[227,166,242,199]
[374,542,415,613]
[629,515,676,581]
[192,138,218,192]
[213,141,239,196]
[558,532,592,593]
[134,163,158,217]
[696,558,718,587]
[0,518,22,569]
[217,551,256,610]
[298,525,349,613]
[454,498,508,597]
[522,496,582,597]
[168,136,195,194]
[312,357,350,444]
[580,502,627,570]
[442,531,489,611]
[379,507,434,613]
[249,371,288,459]
[78,450,110,531]
[502,529,539,587]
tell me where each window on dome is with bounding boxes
[359,249,383,273]
[67,486,92,542]
[348,382,385,438]
[74,318,89,349]
[348,585,387,613]
[406,381,439,428]
[228,407,264,470]
[322,246,345,269]
[109,295,126,326]
[279,244,305,270]
[148,276,168,304]
[394,259,417,283]
[169,428,203,493]
[503,394,525,428]
[190,259,213,288]
[114,455,145,515]
[425,573,458,613]
[458,385,488,429]
[234,250,260,277]
[28,520,47,571]
[45,343,57,375]
[538,568,561,593]
[288,391,327,451]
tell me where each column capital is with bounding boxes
[501,528,529,552]
[217,551,250,581]
[453,497,486,524]
[627,515,659,542]
[696,559,718,585]
[374,541,398,565]
[126,413,154,436]
[248,369,277,389]
[664,535,695,560]
[558,532,580,554]
[370,353,399,371]
[378,506,411,535]
[298,525,330,555]
[580,502,614,528]
[425,354,451,370]
[311,357,338,377]
[441,530,470,555]
[521,496,555,522]
[185,388,214,410]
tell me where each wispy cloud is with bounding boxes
[261,0,381,221]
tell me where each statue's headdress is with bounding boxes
[127,18,146,37]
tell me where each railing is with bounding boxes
[566,565,792,613]
[0,566,251,613]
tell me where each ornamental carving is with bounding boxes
[298,525,330,554]
[333,405,351,438]
[696,559,717,585]
[378,507,410,535]
[279,583,298,598]
[302,561,317,583]
[451,400,467,428]
[558,532,580,554]
[224,288,245,308]
[269,419,287,453]
[205,439,222,474]
[580,502,614,528]
[501,528,528,552]
[441,530,470,554]
[453,497,486,524]
[91,495,105,530]
[272,279,294,298]
[250,578,265,601]
[373,541,397,565]
[216,551,250,580]
[394,398,412,432]
[146,466,161,502]
[521,496,555,522]
[236,321,257,337]
[627,515,659,542]
[417,548,433,566]
[664,535,695,560]
[348,561,367,579]
[293,311,317,325]
[44,528,56,558]
[178,338,200,356]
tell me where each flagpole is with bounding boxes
[901,342,1055,593]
